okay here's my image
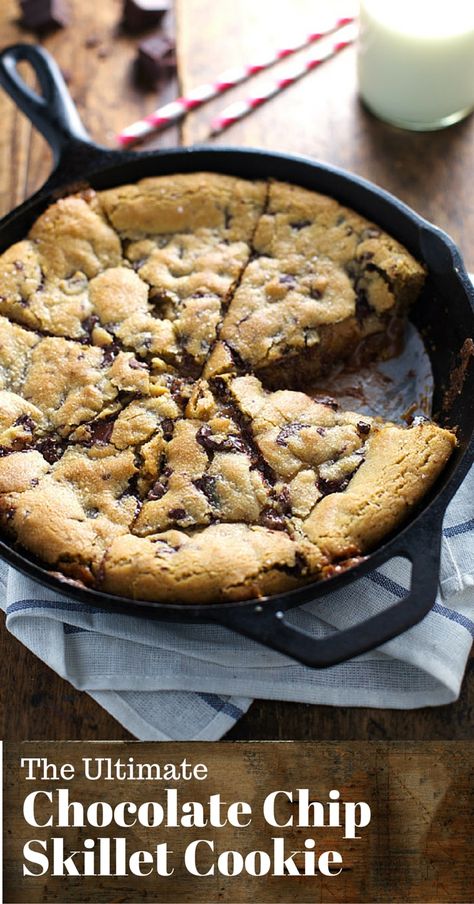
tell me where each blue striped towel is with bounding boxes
[0,463,472,740]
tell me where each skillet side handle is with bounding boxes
[0,43,93,166]
[215,515,443,668]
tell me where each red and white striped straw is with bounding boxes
[210,24,357,136]
[117,12,356,146]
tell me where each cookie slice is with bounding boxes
[0,316,153,443]
[0,192,122,338]
[218,181,426,387]
[101,522,307,603]
[219,374,456,565]
[0,444,139,584]
[99,173,267,369]
[132,405,275,536]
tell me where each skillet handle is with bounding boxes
[215,514,443,668]
[0,43,95,166]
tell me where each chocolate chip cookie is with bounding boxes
[0,173,455,602]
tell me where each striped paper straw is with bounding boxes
[210,25,357,136]
[117,12,356,146]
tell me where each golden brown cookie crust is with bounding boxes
[0,172,455,603]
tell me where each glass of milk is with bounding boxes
[358,0,474,130]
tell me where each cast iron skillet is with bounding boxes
[0,43,472,669]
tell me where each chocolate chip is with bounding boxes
[122,0,169,32]
[317,475,350,496]
[13,414,35,431]
[291,220,311,230]
[82,314,99,338]
[196,425,247,456]
[101,344,119,365]
[161,417,174,440]
[168,507,186,520]
[357,421,371,435]
[210,377,228,398]
[193,474,219,506]
[279,274,296,287]
[293,551,307,575]
[148,481,167,500]
[87,418,115,445]
[276,422,308,447]
[34,437,64,464]
[260,506,286,531]
[20,0,69,32]
[276,485,292,515]
[136,34,176,87]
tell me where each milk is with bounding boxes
[358,0,474,130]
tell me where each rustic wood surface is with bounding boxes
[4,741,474,903]
[0,0,473,742]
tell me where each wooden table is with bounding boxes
[0,0,472,741]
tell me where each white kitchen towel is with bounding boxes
[1,463,473,741]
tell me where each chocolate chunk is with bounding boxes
[196,425,248,456]
[136,34,176,87]
[35,437,64,464]
[357,421,371,436]
[168,507,186,521]
[291,220,311,231]
[279,274,296,287]
[87,418,115,445]
[317,475,350,497]
[276,422,308,447]
[209,376,228,398]
[101,344,120,365]
[161,417,174,440]
[276,485,292,515]
[81,313,99,338]
[20,0,69,31]
[122,0,169,32]
[148,481,166,500]
[260,506,286,531]
[193,474,219,506]
[13,414,35,432]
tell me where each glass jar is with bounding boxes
[357,0,474,130]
